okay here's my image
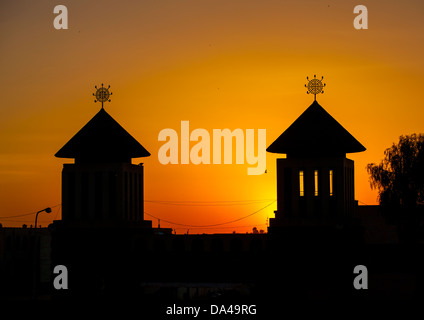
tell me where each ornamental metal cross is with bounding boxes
[93,83,112,109]
[305,75,325,101]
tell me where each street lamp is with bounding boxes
[32,206,51,299]
[34,207,51,228]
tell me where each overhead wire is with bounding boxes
[0,199,276,229]
[145,199,276,207]
[144,200,276,228]
[0,204,61,219]
[172,223,268,231]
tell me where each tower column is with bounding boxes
[266,78,365,231]
[55,85,151,228]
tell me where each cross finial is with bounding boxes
[93,83,112,109]
[305,75,325,101]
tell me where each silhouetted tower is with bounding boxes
[267,76,365,231]
[55,85,152,227]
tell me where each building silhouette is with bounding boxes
[55,107,152,228]
[1,86,423,304]
[267,100,365,230]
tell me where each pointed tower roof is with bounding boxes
[267,101,366,156]
[55,108,150,162]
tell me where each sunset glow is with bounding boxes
[2,0,424,233]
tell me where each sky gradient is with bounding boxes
[1,0,424,233]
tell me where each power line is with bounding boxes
[144,200,276,228]
[172,223,268,231]
[357,200,370,205]
[0,218,36,223]
[53,204,61,220]
[0,200,273,221]
[0,204,61,219]
[146,199,275,203]
[1,211,39,219]
[0,200,276,228]
[145,199,276,207]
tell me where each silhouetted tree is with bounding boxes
[367,134,424,241]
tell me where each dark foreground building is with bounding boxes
[1,91,423,311]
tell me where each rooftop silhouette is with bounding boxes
[55,108,150,163]
[266,100,366,157]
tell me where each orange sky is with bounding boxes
[1,0,424,233]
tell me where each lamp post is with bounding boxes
[34,207,51,228]
[32,207,51,300]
